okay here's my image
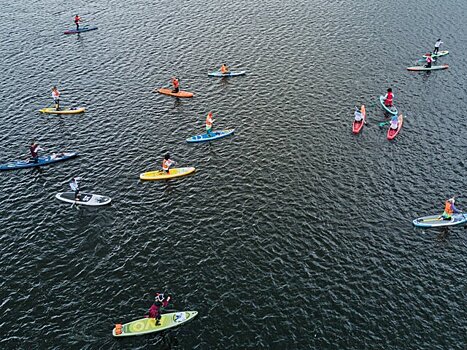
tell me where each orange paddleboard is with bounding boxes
[157,88,194,98]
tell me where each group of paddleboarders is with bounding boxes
[424,39,443,68]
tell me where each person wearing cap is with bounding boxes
[442,198,461,220]
[171,77,180,93]
[425,53,433,68]
[206,111,215,136]
[147,293,172,326]
[29,141,44,163]
[433,39,443,55]
[162,154,175,173]
[220,64,229,74]
[69,177,82,200]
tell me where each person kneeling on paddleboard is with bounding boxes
[384,88,394,108]
[425,53,433,69]
[442,198,461,220]
[389,115,398,129]
[147,293,172,326]
[74,14,81,31]
[52,86,60,111]
[162,154,175,173]
[206,111,215,136]
[220,64,229,74]
[171,77,180,93]
[354,108,364,122]
[69,177,82,200]
[29,141,44,163]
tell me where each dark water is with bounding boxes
[1,0,466,349]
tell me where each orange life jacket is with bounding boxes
[220,65,228,74]
[206,113,213,128]
[444,201,453,215]
[115,324,123,335]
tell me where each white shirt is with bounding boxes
[435,40,443,48]
[354,111,363,122]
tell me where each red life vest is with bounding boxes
[385,92,393,106]
[172,78,179,89]
[206,113,213,128]
[74,15,80,24]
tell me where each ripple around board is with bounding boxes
[1,0,467,349]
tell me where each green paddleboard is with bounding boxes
[113,311,198,337]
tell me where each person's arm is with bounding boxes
[452,203,461,213]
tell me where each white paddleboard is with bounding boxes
[55,192,112,206]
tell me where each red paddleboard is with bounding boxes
[352,105,366,134]
[157,88,194,98]
[387,114,404,140]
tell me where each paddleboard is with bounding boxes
[140,167,196,180]
[413,213,467,228]
[379,95,397,115]
[113,311,198,337]
[387,114,404,140]
[0,152,78,171]
[352,105,366,134]
[407,64,449,71]
[55,192,111,206]
[423,50,449,59]
[186,129,235,143]
[64,27,98,35]
[157,88,194,98]
[39,107,85,114]
[208,71,246,77]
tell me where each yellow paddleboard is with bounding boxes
[39,107,86,114]
[140,167,196,180]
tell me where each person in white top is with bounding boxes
[354,108,363,122]
[390,115,399,130]
[433,39,443,54]
[69,177,82,200]
[52,86,60,110]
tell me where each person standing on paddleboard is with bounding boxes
[162,154,175,173]
[206,111,215,136]
[425,53,433,68]
[433,39,443,55]
[384,88,394,108]
[220,64,229,74]
[147,293,172,326]
[69,177,82,200]
[442,198,461,220]
[29,141,44,163]
[171,77,180,93]
[74,14,81,31]
[52,86,60,111]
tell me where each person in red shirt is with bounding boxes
[147,293,172,326]
[171,77,180,93]
[74,15,81,31]
[384,88,394,107]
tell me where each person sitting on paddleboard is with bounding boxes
[389,114,399,129]
[220,64,229,74]
[69,177,82,200]
[74,14,81,31]
[433,39,443,55]
[442,198,461,220]
[29,141,44,163]
[206,111,215,135]
[384,88,394,107]
[354,107,363,122]
[425,53,433,68]
[171,77,180,93]
[52,86,60,111]
[148,293,172,326]
[162,154,175,173]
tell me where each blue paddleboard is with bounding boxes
[186,129,235,143]
[379,95,397,115]
[208,71,246,77]
[64,27,98,34]
[413,213,467,228]
[0,152,78,171]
